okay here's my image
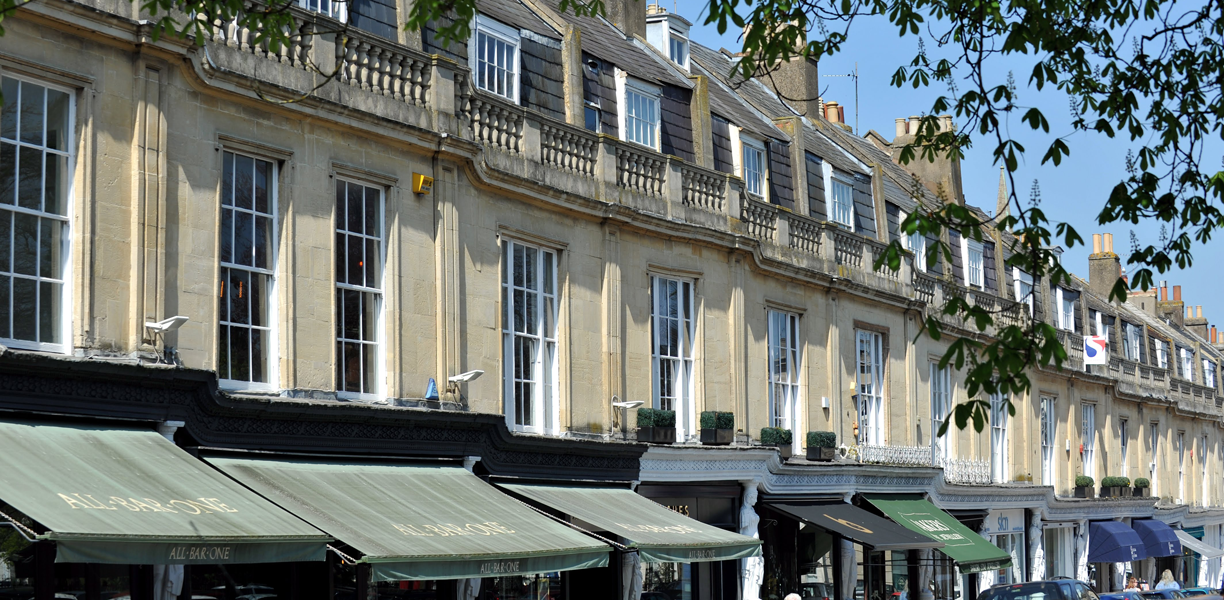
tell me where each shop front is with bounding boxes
[635,484,744,600]
[1174,527,1224,588]
[1086,520,1147,591]
[979,510,1028,588]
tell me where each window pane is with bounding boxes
[44,153,66,216]
[19,83,44,146]
[17,145,41,210]
[234,154,253,209]
[38,217,60,279]
[254,159,270,214]
[11,277,33,341]
[234,212,253,267]
[45,89,69,152]
[1,142,15,206]
[250,328,266,383]
[228,268,249,325]
[13,212,36,276]
[0,78,17,140]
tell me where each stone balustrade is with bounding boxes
[337,34,431,106]
[740,198,778,242]
[615,143,666,196]
[831,228,863,269]
[679,164,726,212]
[467,94,525,154]
[541,123,597,177]
[788,214,821,254]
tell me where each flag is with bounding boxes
[1084,335,1109,365]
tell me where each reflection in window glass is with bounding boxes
[0,76,71,351]
[643,561,691,600]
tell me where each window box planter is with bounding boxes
[761,427,793,460]
[636,408,676,445]
[806,431,837,462]
[1133,478,1151,497]
[1074,476,1095,499]
[1099,477,1131,498]
[699,411,734,446]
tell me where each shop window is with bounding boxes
[0,76,72,353]
[502,239,559,434]
[855,330,884,445]
[1044,526,1074,578]
[335,179,384,399]
[651,275,695,438]
[768,310,800,431]
[994,532,1025,584]
[219,150,277,389]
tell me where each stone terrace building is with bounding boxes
[0,0,1222,596]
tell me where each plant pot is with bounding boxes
[1121,487,1133,497]
[1100,486,1121,498]
[1074,486,1096,499]
[776,445,793,460]
[637,427,677,444]
[807,447,836,461]
[1134,487,1150,497]
[700,429,734,445]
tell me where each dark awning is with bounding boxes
[767,503,944,552]
[865,496,1011,574]
[1088,521,1147,562]
[0,421,329,565]
[499,483,761,563]
[207,457,609,581]
[1133,520,1181,558]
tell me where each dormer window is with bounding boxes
[298,0,345,20]
[963,238,984,287]
[829,177,854,229]
[741,137,766,197]
[1014,268,1034,315]
[470,16,520,102]
[622,79,660,150]
[669,30,689,69]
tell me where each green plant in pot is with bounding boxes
[1133,478,1151,497]
[1099,476,1131,498]
[760,427,793,459]
[636,408,677,444]
[700,411,735,445]
[806,431,837,461]
[1074,475,1095,499]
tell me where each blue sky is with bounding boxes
[684,6,1222,327]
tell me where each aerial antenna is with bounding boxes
[823,62,859,134]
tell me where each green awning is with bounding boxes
[865,496,1012,574]
[206,457,610,581]
[0,421,329,565]
[499,483,761,563]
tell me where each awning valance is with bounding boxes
[865,496,1011,574]
[0,421,329,565]
[1133,519,1181,558]
[499,483,761,563]
[1175,530,1224,559]
[766,503,944,552]
[1088,521,1147,563]
[207,457,609,581]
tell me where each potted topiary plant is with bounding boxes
[1074,475,1095,499]
[1100,476,1131,498]
[1133,478,1151,497]
[700,411,735,445]
[806,431,837,461]
[636,408,677,444]
[760,427,793,459]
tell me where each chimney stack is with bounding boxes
[751,22,821,119]
[607,0,647,40]
[1159,283,1186,327]
[1185,302,1210,342]
[886,115,965,205]
[1088,231,1122,301]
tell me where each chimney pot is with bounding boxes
[1093,234,1102,254]
[1161,286,1168,302]
[1197,305,1203,318]
[895,118,907,138]
[1103,233,1113,253]
[908,115,921,134]
[940,115,954,133]
[1174,285,1182,302]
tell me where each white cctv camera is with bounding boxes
[448,370,484,384]
[612,401,644,409]
[145,316,190,333]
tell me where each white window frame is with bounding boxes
[767,310,801,432]
[501,239,560,435]
[963,238,984,288]
[1203,358,1216,389]
[1081,403,1096,479]
[930,362,952,466]
[1056,288,1075,331]
[1155,338,1169,369]
[218,150,279,392]
[469,16,521,102]
[990,392,1009,483]
[621,78,660,150]
[1202,434,1209,506]
[1178,430,1186,502]
[298,0,345,21]
[1123,322,1142,361]
[1014,269,1034,316]
[0,74,74,354]
[855,330,885,446]
[1120,418,1129,477]
[741,136,767,199]
[334,178,385,400]
[1041,395,1056,486]
[1150,421,1160,497]
[1181,347,1195,382]
[903,210,927,272]
[651,274,696,440]
[668,28,689,70]
[1093,310,1105,337]
[829,176,855,229]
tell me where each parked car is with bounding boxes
[801,582,832,600]
[640,593,671,600]
[979,580,1100,600]
[1140,592,1186,600]
[1100,592,1145,600]
[1181,589,1213,597]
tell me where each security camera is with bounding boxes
[448,370,484,384]
[145,316,190,333]
[612,401,644,409]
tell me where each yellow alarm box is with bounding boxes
[412,173,434,195]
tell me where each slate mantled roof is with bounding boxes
[479,0,561,40]
[690,57,786,143]
[550,9,691,89]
